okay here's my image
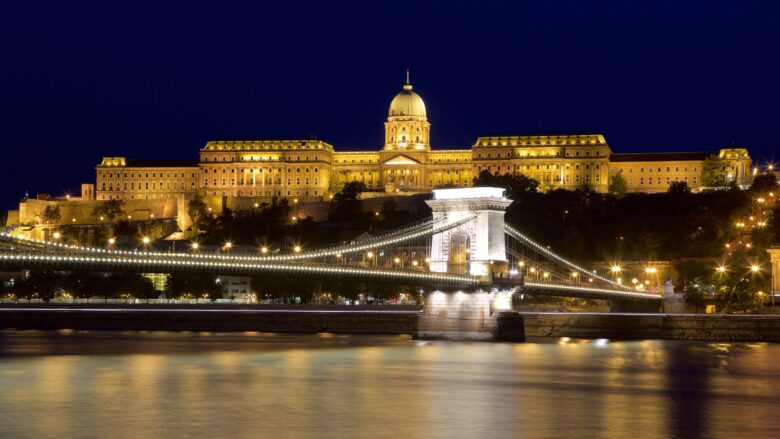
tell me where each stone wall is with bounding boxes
[13,197,179,226]
[521,313,780,341]
[0,308,417,334]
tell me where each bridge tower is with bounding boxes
[426,187,512,278]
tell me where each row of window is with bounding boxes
[99,172,196,179]
[204,178,322,187]
[202,167,321,174]
[636,176,697,185]
[476,150,604,159]
[202,155,321,163]
[102,181,196,191]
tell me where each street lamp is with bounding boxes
[108,237,116,246]
[751,264,760,273]
[261,246,268,254]
[191,242,199,250]
[610,265,622,274]
[394,257,400,264]
[52,232,61,240]
[716,266,726,274]
[142,236,150,245]
[294,245,301,253]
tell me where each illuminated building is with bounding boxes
[86,76,751,201]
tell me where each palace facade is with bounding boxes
[94,78,752,203]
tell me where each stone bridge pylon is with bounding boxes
[426,187,512,278]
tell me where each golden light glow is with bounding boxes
[52,232,61,239]
[142,237,150,245]
[294,245,301,253]
[610,265,621,273]
[192,242,199,250]
[261,246,268,254]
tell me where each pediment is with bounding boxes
[383,154,421,165]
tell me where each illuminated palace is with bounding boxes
[95,78,752,203]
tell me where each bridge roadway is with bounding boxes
[0,229,662,302]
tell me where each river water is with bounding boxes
[0,330,778,439]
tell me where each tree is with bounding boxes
[41,205,61,224]
[187,198,212,234]
[92,199,126,222]
[331,182,366,219]
[701,154,728,188]
[472,170,539,199]
[685,279,708,313]
[608,173,628,194]
[668,181,690,193]
[750,173,777,194]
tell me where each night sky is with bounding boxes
[1,1,778,210]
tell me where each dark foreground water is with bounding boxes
[0,331,778,439]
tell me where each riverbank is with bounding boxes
[2,307,780,341]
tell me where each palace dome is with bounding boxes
[388,83,427,118]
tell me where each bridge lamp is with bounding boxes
[617,278,623,285]
[52,232,61,240]
[610,265,621,274]
[261,246,268,254]
[142,237,150,245]
[588,278,594,283]
[716,266,727,274]
[518,261,525,267]
[412,260,419,266]
[571,272,579,278]
[543,272,549,279]
[751,265,761,273]
[191,242,199,250]
[367,251,374,259]
[108,238,116,245]
[294,245,302,253]
[424,257,430,263]
[529,267,536,273]
[335,252,342,258]
[394,257,400,264]
[631,278,638,285]
[645,267,657,274]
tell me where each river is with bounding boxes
[0,330,778,438]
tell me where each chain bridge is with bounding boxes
[0,187,660,304]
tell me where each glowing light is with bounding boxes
[751,265,760,273]
[394,257,400,263]
[108,238,116,245]
[412,260,418,266]
[716,266,726,273]
[631,278,638,284]
[192,242,199,250]
[142,237,150,245]
[261,246,268,254]
[294,246,302,253]
[518,261,525,267]
[52,232,61,239]
[645,267,657,274]
[367,251,374,258]
[610,265,621,273]
[529,267,536,273]
[543,272,549,278]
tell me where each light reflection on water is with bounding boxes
[0,330,779,439]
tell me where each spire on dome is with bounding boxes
[404,68,412,91]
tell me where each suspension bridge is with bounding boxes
[0,187,660,303]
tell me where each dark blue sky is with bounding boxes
[1,1,778,210]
